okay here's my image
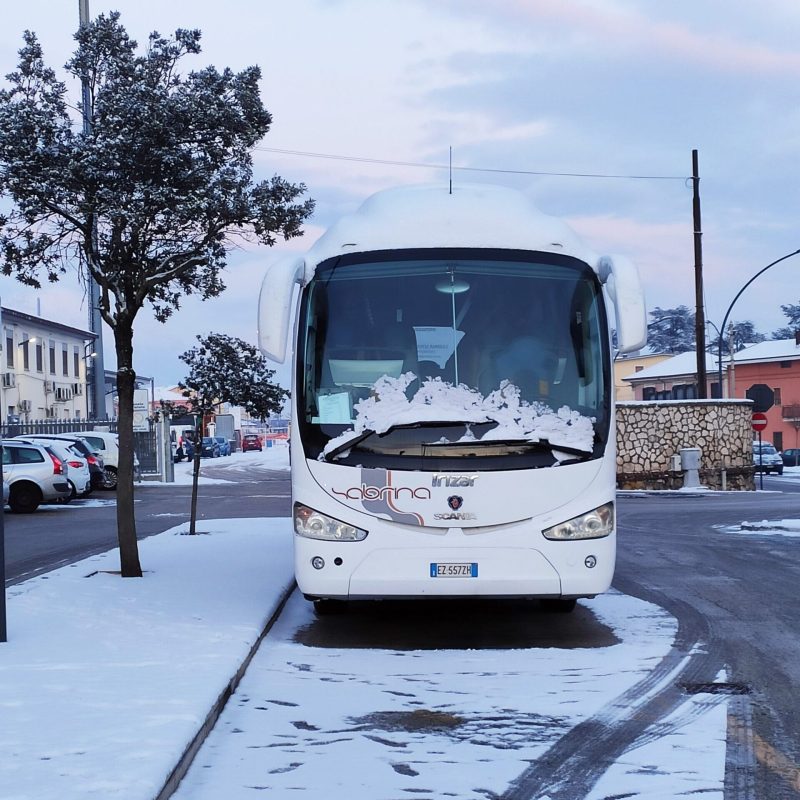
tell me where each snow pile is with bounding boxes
[323,374,595,458]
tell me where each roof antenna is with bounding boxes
[449,146,453,194]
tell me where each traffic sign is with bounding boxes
[746,383,775,412]
[752,411,768,432]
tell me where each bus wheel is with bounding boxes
[313,599,348,616]
[541,598,577,613]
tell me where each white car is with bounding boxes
[16,438,92,499]
[2,439,72,512]
[65,430,138,489]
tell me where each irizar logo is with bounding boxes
[431,473,478,487]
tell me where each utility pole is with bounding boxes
[692,149,708,398]
[79,0,107,419]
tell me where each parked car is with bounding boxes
[14,434,106,491]
[200,437,221,458]
[70,431,140,489]
[16,438,92,499]
[781,447,800,467]
[753,441,784,475]
[2,440,72,512]
[213,436,232,456]
[242,434,262,452]
[171,425,197,463]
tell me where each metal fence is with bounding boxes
[1,418,160,476]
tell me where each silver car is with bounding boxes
[2,440,72,513]
[753,441,784,475]
[16,438,92,499]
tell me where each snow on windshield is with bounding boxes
[322,373,595,459]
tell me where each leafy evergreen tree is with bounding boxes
[771,302,800,339]
[0,15,313,575]
[178,333,288,534]
[646,306,696,353]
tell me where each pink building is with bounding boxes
[727,337,800,452]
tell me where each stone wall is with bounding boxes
[616,400,755,490]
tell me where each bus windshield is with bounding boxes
[297,249,610,468]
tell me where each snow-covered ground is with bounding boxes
[1,443,793,799]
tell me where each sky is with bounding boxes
[17,444,800,798]
[2,1,800,387]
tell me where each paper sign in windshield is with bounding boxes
[414,326,465,368]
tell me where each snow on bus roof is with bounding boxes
[302,183,599,277]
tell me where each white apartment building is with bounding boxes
[0,306,95,422]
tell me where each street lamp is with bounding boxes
[716,249,800,397]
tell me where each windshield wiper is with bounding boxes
[322,424,594,462]
[320,420,469,462]
[424,437,593,458]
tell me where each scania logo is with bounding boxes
[447,495,463,510]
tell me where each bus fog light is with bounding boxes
[311,556,325,570]
[543,502,614,541]
[294,502,368,541]
[585,555,597,568]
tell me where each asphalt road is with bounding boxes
[616,483,800,800]
[2,467,291,585]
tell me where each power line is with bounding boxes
[256,146,690,182]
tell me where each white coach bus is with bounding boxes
[258,183,646,613]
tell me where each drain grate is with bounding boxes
[680,682,751,695]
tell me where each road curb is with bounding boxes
[153,580,297,800]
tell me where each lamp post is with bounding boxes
[83,344,97,417]
[716,249,800,397]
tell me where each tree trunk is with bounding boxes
[114,319,143,577]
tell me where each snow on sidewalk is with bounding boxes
[0,518,294,800]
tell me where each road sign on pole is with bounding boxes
[752,412,768,432]
[746,384,775,413]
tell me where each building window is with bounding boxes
[5,329,13,369]
[642,387,656,401]
[49,340,56,374]
[774,387,782,405]
[634,365,643,372]
[21,334,30,371]
[61,343,69,376]
[774,432,783,451]
[781,361,792,368]
[73,346,80,377]
[35,342,43,372]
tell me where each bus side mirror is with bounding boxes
[257,254,305,363]
[597,255,647,353]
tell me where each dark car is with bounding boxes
[781,448,800,467]
[242,434,262,452]
[213,436,232,456]
[200,437,221,458]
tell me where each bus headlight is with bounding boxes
[542,502,614,541]
[294,503,368,541]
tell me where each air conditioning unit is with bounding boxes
[2,372,15,388]
[19,399,31,412]
[44,380,54,393]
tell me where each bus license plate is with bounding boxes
[430,562,478,578]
